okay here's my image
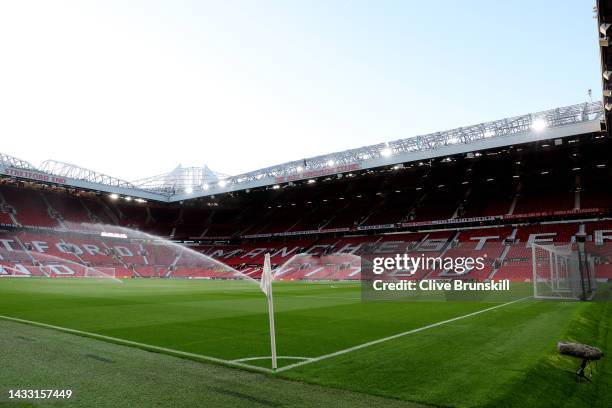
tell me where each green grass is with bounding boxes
[0,278,610,407]
[0,319,418,408]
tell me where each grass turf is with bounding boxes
[0,319,420,408]
[0,278,609,407]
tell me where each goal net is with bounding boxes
[531,243,595,300]
[84,267,117,280]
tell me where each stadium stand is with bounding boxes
[0,129,611,282]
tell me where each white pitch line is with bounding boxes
[276,296,532,373]
[233,356,313,363]
[0,315,273,374]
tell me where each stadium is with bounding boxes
[1,2,611,408]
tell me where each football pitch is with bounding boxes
[0,278,610,407]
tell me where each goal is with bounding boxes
[84,267,117,280]
[531,243,595,300]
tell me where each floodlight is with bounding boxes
[381,147,392,157]
[272,185,280,190]
[327,160,335,167]
[109,193,119,200]
[531,118,547,132]
[296,166,303,173]
[307,179,316,184]
[185,187,193,194]
[124,196,133,201]
[202,183,209,190]
[218,180,227,187]
[483,130,494,138]
[135,198,147,203]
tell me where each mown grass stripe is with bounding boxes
[277,296,532,372]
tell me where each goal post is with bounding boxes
[531,243,596,300]
[84,267,117,280]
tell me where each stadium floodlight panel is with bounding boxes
[202,183,209,190]
[327,159,335,167]
[124,196,133,201]
[531,118,547,132]
[218,180,227,187]
[185,186,193,194]
[109,193,119,200]
[381,147,392,157]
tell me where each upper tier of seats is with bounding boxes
[1,136,610,239]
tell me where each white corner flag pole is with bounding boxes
[261,253,278,371]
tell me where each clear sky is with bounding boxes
[0,0,601,181]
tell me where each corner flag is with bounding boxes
[261,253,278,370]
[260,253,273,298]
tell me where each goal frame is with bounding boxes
[531,243,595,301]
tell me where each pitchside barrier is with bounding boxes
[0,264,117,279]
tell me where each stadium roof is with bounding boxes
[0,101,604,203]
